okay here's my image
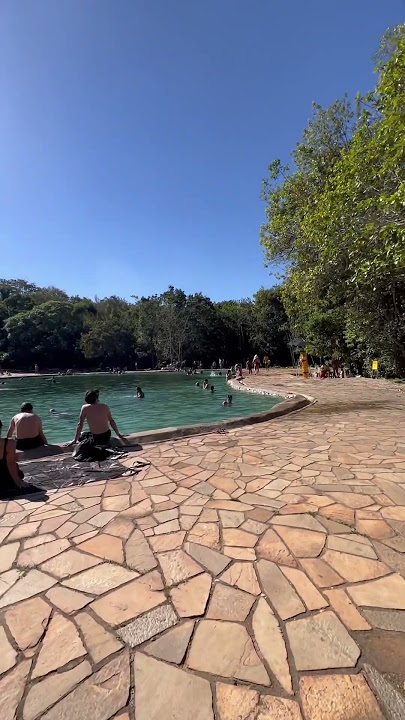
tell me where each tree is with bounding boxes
[260,25,405,376]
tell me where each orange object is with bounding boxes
[300,352,309,379]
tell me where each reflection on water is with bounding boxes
[0,373,281,443]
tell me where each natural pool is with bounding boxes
[0,372,282,444]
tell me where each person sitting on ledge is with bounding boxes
[0,419,42,497]
[136,386,145,399]
[223,394,233,407]
[7,402,47,450]
[69,389,125,446]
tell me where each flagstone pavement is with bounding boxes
[1,370,405,719]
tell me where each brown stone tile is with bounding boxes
[187,522,220,549]
[125,530,157,573]
[144,621,194,664]
[104,517,135,539]
[32,612,86,678]
[23,660,92,720]
[281,567,328,611]
[271,514,326,532]
[253,597,293,694]
[256,529,297,567]
[222,528,258,548]
[40,548,102,579]
[223,546,256,560]
[287,610,360,670]
[325,588,371,630]
[184,542,231,575]
[7,521,40,541]
[206,583,255,621]
[216,683,303,720]
[319,504,355,526]
[135,653,214,720]
[257,559,305,619]
[63,562,138,595]
[75,611,123,662]
[0,626,17,674]
[157,549,203,586]
[0,569,56,608]
[218,510,245,527]
[46,585,92,613]
[5,596,51,654]
[348,573,405,609]
[275,527,326,558]
[0,659,31,720]
[78,533,124,563]
[41,651,130,720]
[187,619,270,686]
[323,550,390,583]
[90,570,165,626]
[220,561,261,595]
[299,673,384,720]
[149,531,185,552]
[170,572,211,617]
[300,558,345,588]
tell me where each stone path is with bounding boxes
[1,371,405,719]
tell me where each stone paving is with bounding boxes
[1,370,405,719]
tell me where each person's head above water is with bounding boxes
[195,382,200,387]
[85,390,99,404]
[211,385,214,392]
[136,387,142,393]
[21,402,33,413]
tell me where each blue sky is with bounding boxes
[2,1,404,302]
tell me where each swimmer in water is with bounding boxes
[203,379,209,390]
[223,394,232,407]
[136,386,144,399]
[195,382,200,387]
[49,409,70,415]
[211,385,214,392]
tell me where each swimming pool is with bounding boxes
[0,372,282,444]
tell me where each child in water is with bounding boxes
[136,386,144,398]
[223,394,232,407]
[203,379,209,390]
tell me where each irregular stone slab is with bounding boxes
[144,621,194,664]
[0,568,21,598]
[91,570,165,626]
[359,630,405,674]
[63,562,138,595]
[78,534,124,564]
[23,660,92,720]
[45,585,92,613]
[363,608,405,631]
[327,535,377,559]
[275,526,326,558]
[220,561,261,595]
[299,673,385,720]
[348,573,405,609]
[42,651,130,720]
[125,530,157,573]
[135,653,214,720]
[7,521,40,541]
[5,596,52,653]
[256,529,297,567]
[300,558,344,588]
[32,612,86,678]
[281,567,328,610]
[0,569,56,608]
[363,663,405,720]
[171,573,211,617]
[328,492,374,508]
[184,542,231,575]
[373,541,405,579]
[41,548,102,578]
[187,522,220,549]
[0,626,17,674]
[271,514,326,532]
[17,539,70,568]
[117,604,177,646]
[287,610,360,670]
[257,559,305,619]
[207,583,255,621]
[356,517,394,539]
[149,531,185,552]
[223,546,256,560]
[218,510,245,528]
[157,549,202,586]
[0,659,31,720]
[253,598,292,694]
[0,542,19,572]
[187,620,270,685]
[105,517,134,539]
[319,503,355,526]
[216,683,303,720]
[325,588,371,630]
[75,611,123,662]
[323,549,389,583]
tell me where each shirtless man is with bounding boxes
[7,403,47,450]
[71,389,124,445]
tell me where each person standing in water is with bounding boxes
[136,386,144,398]
[223,394,232,406]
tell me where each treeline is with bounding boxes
[260,25,405,377]
[0,280,291,370]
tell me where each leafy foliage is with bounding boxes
[260,25,405,376]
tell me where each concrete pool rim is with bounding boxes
[17,381,315,462]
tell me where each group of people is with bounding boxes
[0,389,127,497]
[245,354,262,375]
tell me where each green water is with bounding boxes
[0,372,281,444]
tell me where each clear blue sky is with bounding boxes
[2,1,404,302]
